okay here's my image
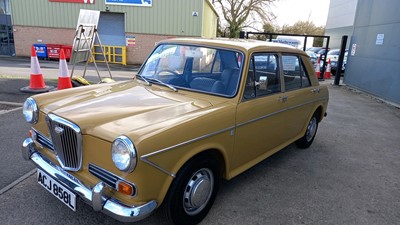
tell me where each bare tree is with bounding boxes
[214,0,276,38]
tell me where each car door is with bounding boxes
[232,53,291,174]
[280,54,318,139]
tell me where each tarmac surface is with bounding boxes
[0,57,399,225]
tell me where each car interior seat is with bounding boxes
[220,68,240,95]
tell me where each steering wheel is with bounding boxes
[155,70,190,88]
[156,69,180,76]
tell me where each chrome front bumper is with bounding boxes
[22,138,157,223]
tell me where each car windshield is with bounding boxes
[138,44,243,97]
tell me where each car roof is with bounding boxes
[159,38,307,56]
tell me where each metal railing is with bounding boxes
[241,31,331,80]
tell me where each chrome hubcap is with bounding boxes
[306,117,318,142]
[183,168,214,215]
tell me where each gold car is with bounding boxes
[22,38,328,225]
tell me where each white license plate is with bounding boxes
[37,169,77,211]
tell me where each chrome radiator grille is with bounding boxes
[47,114,82,171]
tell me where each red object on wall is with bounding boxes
[48,0,95,4]
[61,45,73,61]
[46,44,62,60]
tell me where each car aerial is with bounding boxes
[22,38,329,225]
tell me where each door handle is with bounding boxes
[311,88,320,93]
[279,96,288,102]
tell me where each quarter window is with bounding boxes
[282,55,311,91]
[243,53,280,100]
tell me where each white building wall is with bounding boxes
[326,0,358,29]
[325,0,358,48]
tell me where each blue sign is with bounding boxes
[105,0,152,6]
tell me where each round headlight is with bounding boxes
[23,97,39,124]
[111,136,137,173]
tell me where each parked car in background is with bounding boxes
[306,47,323,54]
[321,49,348,74]
[306,51,318,67]
[22,38,329,225]
[316,48,330,60]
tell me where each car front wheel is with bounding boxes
[161,155,220,225]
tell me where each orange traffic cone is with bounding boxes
[57,49,72,90]
[324,59,331,79]
[315,58,321,79]
[20,46,54,93]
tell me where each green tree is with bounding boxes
[281,21,325,46]
[214,0,276,38]
[252,23,278,40]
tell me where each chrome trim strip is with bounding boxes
[89,164,119,188]
[47,114,81,133]
[139,96,327,178]
[237,97,327,128]
[32,128,55,152]
[21,138,157,223]
[140,126,235,177]
[89,163,137,197]
[140,157,176,178]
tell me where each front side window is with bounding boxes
[243,53,280,100]
[282,55,311,91]
[139,44,243,97]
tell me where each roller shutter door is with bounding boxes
[97,12,125,46]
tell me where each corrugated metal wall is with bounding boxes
[10,0,208,37]
[202,1,217,38]
[345,0,400,105]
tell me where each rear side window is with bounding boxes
[282,55,311,91]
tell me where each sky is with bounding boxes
[272,0,331,27]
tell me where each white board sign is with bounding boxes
[376,34,384,45]
[351,44,357,56]
[282,56,297,71]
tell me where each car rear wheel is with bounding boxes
[296,111,319,149]
[161,155,220,225]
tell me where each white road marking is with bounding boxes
[0,101,23,106]
[0,169,37,195]
[0,106,22,115]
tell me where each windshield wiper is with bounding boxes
[147,78,177,92]
[135,74,151,86]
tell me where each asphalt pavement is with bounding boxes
[0,56,138,82]
[0,57,399,225]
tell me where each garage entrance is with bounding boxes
[93,12,126,64]
[97,12,126,46]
